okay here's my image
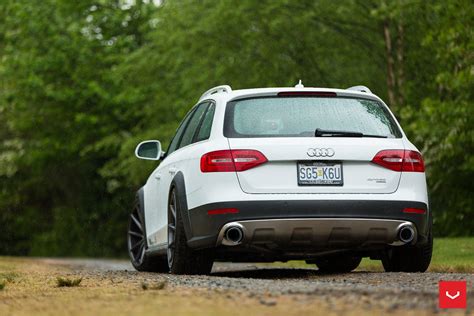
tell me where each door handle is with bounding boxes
[169,167,177,175]
[154,172,161,180]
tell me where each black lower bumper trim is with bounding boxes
[186,200,430,250]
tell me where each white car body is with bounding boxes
[129,84,432,274]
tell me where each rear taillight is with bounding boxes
[372,150,425,172]
[200,150,268,172]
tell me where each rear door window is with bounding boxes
[179,102,209,148]
[166,107,196,156]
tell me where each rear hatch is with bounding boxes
[224,92,404,194]
[228,137,404,194]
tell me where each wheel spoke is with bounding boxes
[138,243,145,263]
[168,229,175,247]
[167,248,173,267]
[128,230,142,238]
[170,204,176,219]
[167,190,178,268]
[131,239,144,251]
[131,214,143,232]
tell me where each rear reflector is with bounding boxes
[200,149,268,172]
[403,207,426,214]
[372,150,425,172]
[277,91,337,97]
[207,208,239,215]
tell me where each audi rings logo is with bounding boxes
[307,148,335,157]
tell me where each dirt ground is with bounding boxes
[0,257,472,316]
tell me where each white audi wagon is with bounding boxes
[128,83,432,275]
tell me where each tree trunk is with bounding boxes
[396,22,405,106]
[383,20,396,108]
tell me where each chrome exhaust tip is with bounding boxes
[398,225,415,243]
[223,225,244,245]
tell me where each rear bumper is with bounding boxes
[186,200,430,250]
[216,218,416,247]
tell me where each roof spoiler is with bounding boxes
[347,85,372,94]
[199,85,232,101]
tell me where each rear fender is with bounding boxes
[170,172,193,241]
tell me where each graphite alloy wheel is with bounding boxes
[167,190,178,269]
[382,231,433,272]
[128,197,168,272]
[314,255,362,273]
[168,187,214,275]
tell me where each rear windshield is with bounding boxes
[224,97,401,138]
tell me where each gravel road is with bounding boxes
[41,258,473,313]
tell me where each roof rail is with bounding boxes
[199,85,232,101]
[347,85,372,94]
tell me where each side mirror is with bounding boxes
[135,140,163,160]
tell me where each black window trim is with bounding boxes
[192,100,216,143]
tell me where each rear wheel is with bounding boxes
[382,232,433,272]
[167,187,214,275]
[127,198,168,272]
[313,255,362,273]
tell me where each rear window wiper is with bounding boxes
[314,128,388,138]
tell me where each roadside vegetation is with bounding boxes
[359,238,474,272]
[271,238,474,273]
[56,276,83,287]
[0,1,472,257]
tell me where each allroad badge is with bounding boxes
[307,148,335,157]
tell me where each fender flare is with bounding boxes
[170,172,193,241]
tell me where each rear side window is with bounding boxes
[195,103,215,142]
[224,97,401,138]
[179,102,209,148]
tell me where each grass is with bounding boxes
[267,237,474,273]
[430,237,474,271]
[1,257,410,316]
[56,276,82,287]
[0,264,20,291]
[0,271,19,283]
[141,279,167,290]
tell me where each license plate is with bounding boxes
[297,162,343,186]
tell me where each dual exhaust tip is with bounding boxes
[398,224,416,244]
[223,225,244,245]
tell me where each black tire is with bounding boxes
[314,255,362,273]
[127,197,169,272]
[382,231,433,272]
[167,187,214,275]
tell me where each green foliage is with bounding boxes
[402,0,474,235]
[0,0,472,257]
